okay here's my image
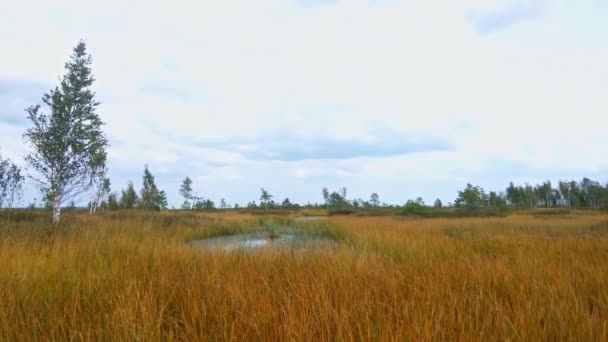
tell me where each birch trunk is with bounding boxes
[52,199,61,224]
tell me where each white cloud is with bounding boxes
[0,0,607,206]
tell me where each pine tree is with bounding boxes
[158,190,168,210]
[139,165,165,211]
[179,176,193,209]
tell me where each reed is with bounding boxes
[0,210,606,340]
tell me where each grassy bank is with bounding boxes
[0,211,607,340]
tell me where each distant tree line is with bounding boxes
[2,40,608,225]
[451,178,608,210]
[11,168,608,215]
[103,165,168,211]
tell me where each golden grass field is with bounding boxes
[1,210,607,340]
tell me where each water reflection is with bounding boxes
[191,232,334,252]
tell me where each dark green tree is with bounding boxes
[193,199,215,210]
[370,193,380,208]
[120,181,139,209]
[602,184,608,209]
[139,165,164,211]
[322,187,329,208]
[403,197,426,215]
[454,183,486,209]
[107,192,119,210]
[328,191,349,209]
[179,176,193,209]
[281,198,293,209]
[506,182,522,208]
[158,190,168,210]
[260,188,273,209]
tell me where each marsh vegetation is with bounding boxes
[0,210,607,340]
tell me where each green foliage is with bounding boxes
[107,193,119,210]
[506,178,608,209]
[402,197,426,215]
[454,184,486,209]
[139,165,165,211]
[193,199,215,210]
[23,41,108,223]
[329,192,348,209]
[370,193,380,208]
[322,187,329,208]
[260,188,273,209]
[433,198,443,208]
[179,177,193,209]
[158,190,168,210]
[120,182,139,209]
[0,150,24,210]
[488,191,507,209]
[281,198,293,209]
[322,187,350,210]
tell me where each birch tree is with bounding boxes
[0,150,24,212]
[90,176,111,214]
[23,41,108,224]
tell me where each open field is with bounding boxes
[1,210,607,340]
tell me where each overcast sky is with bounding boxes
[1,0,607,207]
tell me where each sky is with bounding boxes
[1,0,607,208]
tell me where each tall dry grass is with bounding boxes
[0,210,607,340]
